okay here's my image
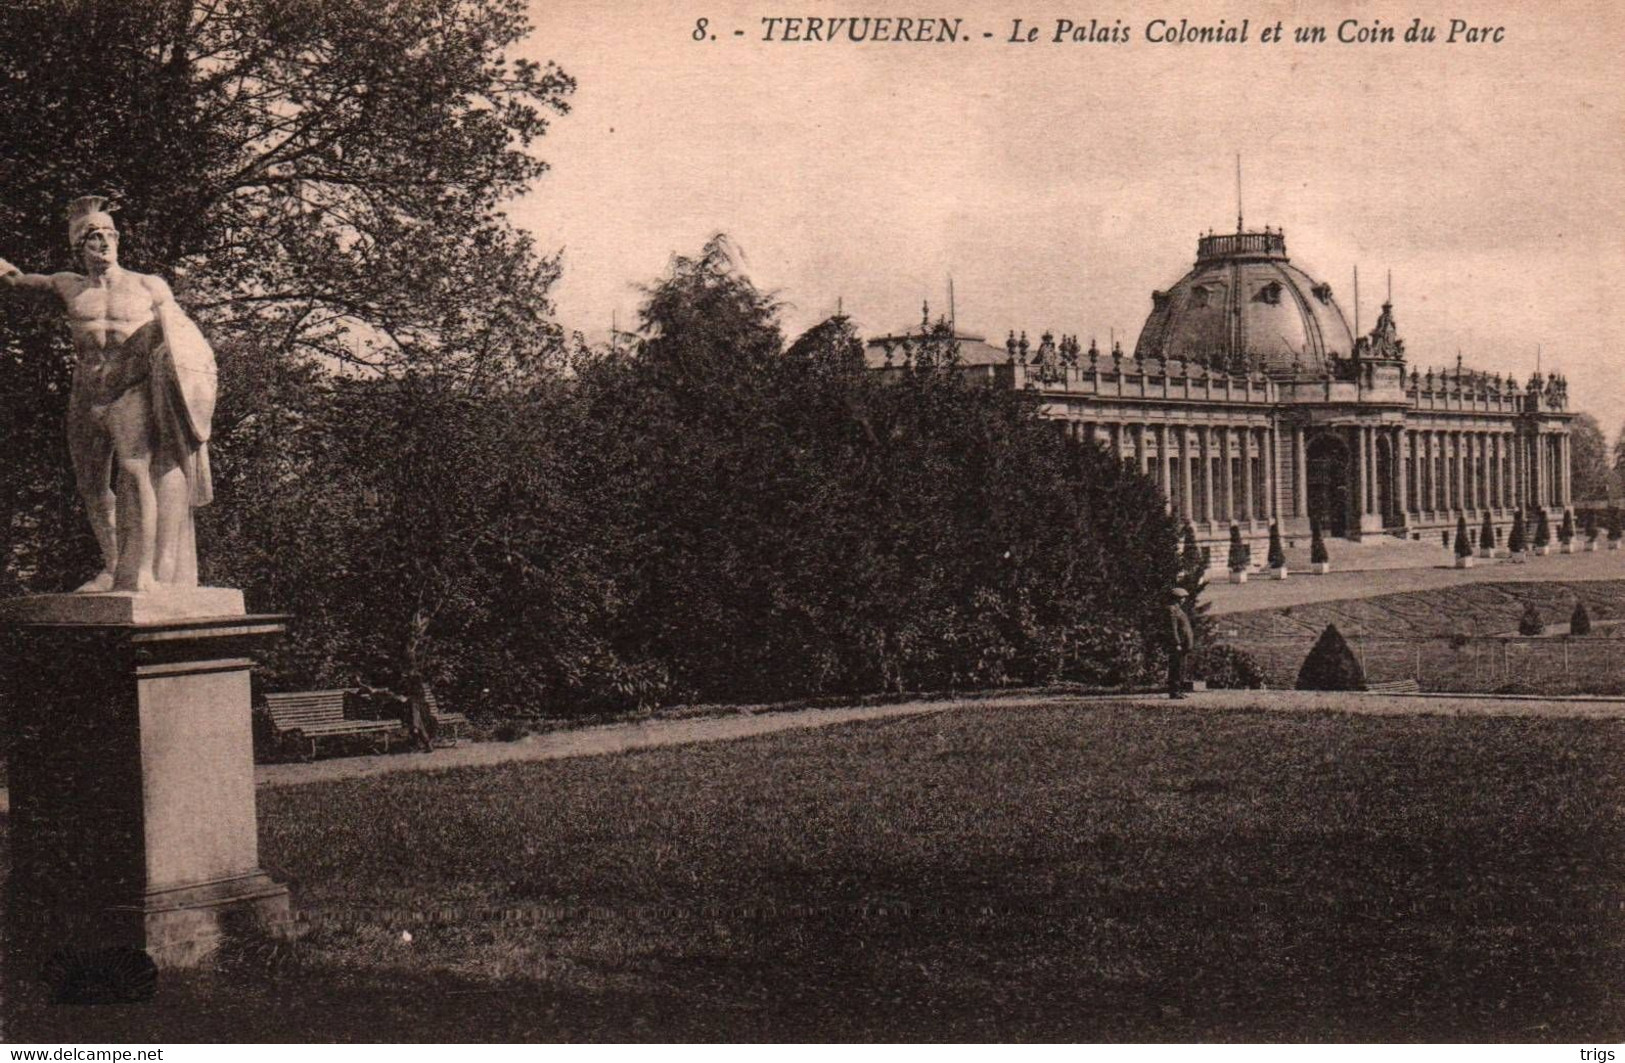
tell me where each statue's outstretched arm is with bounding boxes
[0,258,70,295]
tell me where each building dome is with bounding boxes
[1132,230,1354,377]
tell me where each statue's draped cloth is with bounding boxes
[153,307,215,586]
[151,306,216,506]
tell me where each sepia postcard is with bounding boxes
[1,0,1622,1049]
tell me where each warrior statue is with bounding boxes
[1,196,217,593]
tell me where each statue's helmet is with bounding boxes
[67,195,117,248]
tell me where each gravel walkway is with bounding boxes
[2,689,1618,813]
[253,688,1625,789]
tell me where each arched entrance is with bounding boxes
[1375,433,1397,528]
[1306,433,1353,538]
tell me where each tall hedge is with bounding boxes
[539,239,1182,704]
[173,239,1185,715]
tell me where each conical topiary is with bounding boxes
[1296,623,1366,691]
[1559,509,1575,544]
[1227,523,1247,571]
[1267,522,1286,570]
[1508,508,1527,553]
[1534,508,1551,547]
[1610,509,1623,542]
[1454,514,1472,559]
[1310,518,1330,565]
[1518,601,1545,636]
[1584,510,1599,542]
[1571,601,1592,635]
[1479,512,1495,551]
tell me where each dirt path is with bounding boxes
[256,688,1625,789]
[252,694,1065,789]
[3,690,1619,813]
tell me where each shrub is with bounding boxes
[1518,601,1545,636]
[1267,522,1286,570]
[1584,510,1599,541]
[1609,509,1623,542]
[1295,623,1366,691]
[1571,601,1592,635]
[491,719,529,742]
[1534,509,1551,547]
[1508,508,1527,553]
[1227,524,1247,571]
[1454,515,1472,559]
[1309,518,1329,565]
[1479,512,1494,551]
[1559,509,1575,544]
[1441,530,1450,548]
[1192,643,1266,689]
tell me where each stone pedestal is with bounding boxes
[1,590,293,973]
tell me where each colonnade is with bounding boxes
[1397,425,1570,519]
[1066,419,1283,527]
[1065,415,1571,535]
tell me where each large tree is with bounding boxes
[1568,413,1611,503]
[0,0,573,592]
[1613,420,1625,500]
[0,0,571,371]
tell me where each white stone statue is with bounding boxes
[1,196,217,593]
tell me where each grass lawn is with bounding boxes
[4,701,1623,1042]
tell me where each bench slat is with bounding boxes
[287,720,398,736]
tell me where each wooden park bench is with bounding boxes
[421,687,469,741]
[263,689,403,759]
[1365,678,1421,695]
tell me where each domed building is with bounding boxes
[1135,230,1356,376]
[868,224,1575,560]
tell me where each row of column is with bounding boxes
[1066,417,1569,528]
[1068,420,1280,526]
[1401,426,1569,518]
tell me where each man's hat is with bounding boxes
[67,195,117,247]
[1171,588,1189,598]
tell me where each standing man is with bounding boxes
[1167,587,1196,699]
[0,196,216,592]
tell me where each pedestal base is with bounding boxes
[2,604,292,974]
[135,871,295,968]
[0,586,244,625]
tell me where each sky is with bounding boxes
[513,0,1625,435]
